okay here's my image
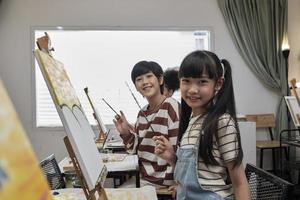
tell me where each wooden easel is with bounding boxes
[64,136,108,200]
[290,78,300,124]
[84,87,107,144]
[36,32,55,56]
[36,32,108,200]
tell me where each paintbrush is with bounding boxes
[102,98,119,116]
[101,129,111,149]
[125,81,156,133]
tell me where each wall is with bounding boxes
[1,0,297,162]
[289,0,300,80]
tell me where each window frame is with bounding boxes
[31,26,214,131]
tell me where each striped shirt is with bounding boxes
[180,113,240,198]
[121,97,180,186]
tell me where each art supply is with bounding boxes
[84,87,108,136]
[125,82,155,133]
[102,129,111,149]
[125,82,167,165]
[52,191,60,196]
[102,98,119,116]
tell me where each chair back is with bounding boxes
[40,154,65,190]
[246,114,276,140]
[245,163,292,200]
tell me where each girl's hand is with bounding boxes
[168,185,177,199]
[153,136,176,166]
[113,111,133,135]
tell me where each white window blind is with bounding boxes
[34,29,211,127]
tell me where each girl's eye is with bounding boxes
[181,79,190,83]
[136,78,142,82]
[199,79,209,84]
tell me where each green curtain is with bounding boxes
[218,0,289,137]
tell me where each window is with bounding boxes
[34,28,211,127]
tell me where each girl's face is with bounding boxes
[135,72,163,99]
[180,74,222,116]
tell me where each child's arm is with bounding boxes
[153,136,176,167]
[226,162,251,200]
[153,100,180,167]
[113,111,137,153]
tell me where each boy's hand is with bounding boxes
[113,111,134,135]
[153,136,176,165]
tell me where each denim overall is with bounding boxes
[174,135,230,200]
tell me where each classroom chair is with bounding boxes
[40,154,66,190]
[245,163,293,200]
[245,114,289,174]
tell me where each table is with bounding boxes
[51,186,158,200]
[104,139,126,153]
[59,153,140,188]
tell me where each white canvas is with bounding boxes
[284,96,300,127]
[35,49,106,190]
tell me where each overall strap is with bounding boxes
[192,115,203,160]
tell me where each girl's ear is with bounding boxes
[215,77,225,91]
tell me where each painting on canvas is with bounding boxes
[0,79,52,200]
[285,96,300,127]
[35,49,106,190]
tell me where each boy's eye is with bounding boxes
[136,77,142,82]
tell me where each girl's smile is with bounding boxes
[180,75,219,116]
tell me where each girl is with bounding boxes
[154,51,250,199]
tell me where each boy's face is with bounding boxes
[134,72,163,99]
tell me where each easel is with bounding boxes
[290,78,300,123]
[64,136,107,200]
[36,32,54,56]
[36,32,108,200]
[84,87,107,144]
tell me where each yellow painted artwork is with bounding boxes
[35,49,81,109]
[0,80,53,200]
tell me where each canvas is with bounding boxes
[35,49,107,190]
[0,79,52,200]
[284,96,300,127]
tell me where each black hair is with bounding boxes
[163,68,179,92]
[131,61,164,94]
[178,50,243,167]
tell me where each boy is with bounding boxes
[113,61,180,187]
[163,67,179,98]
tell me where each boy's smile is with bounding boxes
[135,72,163,99]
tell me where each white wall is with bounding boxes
[289,0,300,80]
[1,0,297,162]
